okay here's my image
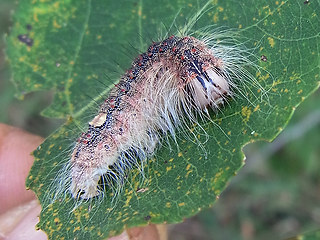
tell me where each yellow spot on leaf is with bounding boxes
[259,73,270,81]
[268,37,275,47]
[124,195,132,207]
[166,166,172,172]
[166,202,171,208]
[186,164,191,170]
[32,64,39,72]
[178,152,183,157]
[186,170,193,178]
[213,12,219,23]
[33,13,39,22]
[241,106,252,122]
[214,170,223,183]
[178,202,185,207]
[298,89,303,94]
[53,19,61,28]
[34,84,42,89]
[19,56,26,62]
[49,144,55,149]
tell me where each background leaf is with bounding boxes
[287,229,320,240]
[6,0,320,239]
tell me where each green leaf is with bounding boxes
[6,0,320,239]
[287,229,320,240]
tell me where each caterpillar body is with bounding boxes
[49,18,263,202]
[67,34,238,200]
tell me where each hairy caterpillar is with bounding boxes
[70,35,231,199]
[50,8,265,203]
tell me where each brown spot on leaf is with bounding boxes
[26,24,32,30]
[18,34,33,47]
[260,55,267,62]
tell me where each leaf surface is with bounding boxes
[6,0,320,239]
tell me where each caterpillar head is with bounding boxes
[190,66,230,108]
[175,36,230,109]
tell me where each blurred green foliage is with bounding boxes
[0,1,63,136]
